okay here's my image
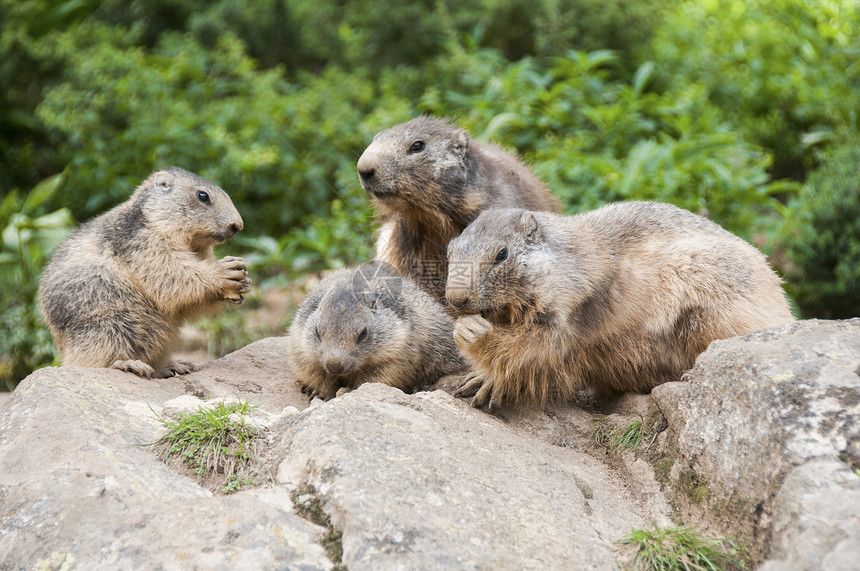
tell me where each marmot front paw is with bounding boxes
[111,359,157,379]
[218,255,251,303]
[453,314,492,349]
[158,360,199,377]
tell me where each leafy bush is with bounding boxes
[0,172,75,389]
[35,25,384,235]
[240,187,375,287]
[421,51,790,238]
[2,0,857,379]
[777,136,860,318]
[649,0,860,180]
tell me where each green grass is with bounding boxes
[150,400,267,492]
[621,526,747,571]
[594,417,644,452]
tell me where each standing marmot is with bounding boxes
[446,202,795,410]
[39,168,251,378]
[357,116,560,302]
[287,261,467,400]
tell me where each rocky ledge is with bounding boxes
[0,319,857,570]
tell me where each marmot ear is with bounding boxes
[356,290,378,311]
[452,129,470,156]
[153,172,173,192]
[519,211,541,242]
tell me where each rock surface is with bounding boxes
[652,318,860,568]
[0,344,331,570]
[1,319,858,570]
[274,384,651,570]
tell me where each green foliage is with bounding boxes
[1,0,858,380]
[611,420,644,452]
[0,1,71,191]
[36,26,382,235]
[0,172,74,389]
[778,136,860,318]
[649,0,860,180]
[423,52,788,238]
[621,525,747,571]
[151,400,266,491]
[240,187,375,287]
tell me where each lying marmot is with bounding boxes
[357,116,560,302]
[287,261,467,400]
[446,202,795,410]
[39,168,251,378]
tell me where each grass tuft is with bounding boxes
[621,525,747,571]
[150,400,266,492]
[594,416,644,452]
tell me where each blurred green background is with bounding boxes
[1,0,858,389]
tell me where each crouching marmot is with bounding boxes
[287,261,467,400]
[357,116,560,302]
[446,202,795,410]
[39,167,251,378]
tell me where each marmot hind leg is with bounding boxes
[454,371,500,412]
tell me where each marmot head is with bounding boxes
[137,168,243,253]
[356,116,473,215]
[297,264,411,388]
[446,208,545,321]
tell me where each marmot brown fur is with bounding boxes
[39,168,251,378]
[357,116,560,302]
[446,202,795,410]
[287,261,467,400]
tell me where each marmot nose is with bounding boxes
[447,293,470,309]
[358,166,375,183]
[228,222,241,236]
[357,153,377,185]
[324,358,348,375]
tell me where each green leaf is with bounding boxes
[22,171,68,215]
[631,61,655,96]
[0,190,21,225]
[482,112,520,141]
[800,129,834,148]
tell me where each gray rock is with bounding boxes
[652,318,860,569]
[0,356,331,570]
[2,319,858,570]
[274,383,655,570]
[0,344,670,570]
[762,459,860,571]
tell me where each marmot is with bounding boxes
[39,168,251,378]
[287,261,467,400]
[445,202,795,410]
[357,116,560,302]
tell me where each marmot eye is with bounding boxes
[314,327,321,341]
[408,140,425,154]
[196,191,211,204]
[494,247,508,263]
[357,327,368,342]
